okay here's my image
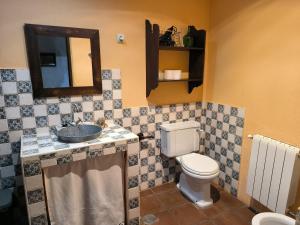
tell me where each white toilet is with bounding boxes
[252,212,295,225]
[160,121,220,208]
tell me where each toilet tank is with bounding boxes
[160,121,201,157]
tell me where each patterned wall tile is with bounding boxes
[128,217,139,225]
[128,176,139,189]
[201,102,244,196]
[129,197,139,209]
[23,160,42,177]
[31,214,47,225]
[0,68,244,206]
[27,188,44,204]
[1,69,17,82]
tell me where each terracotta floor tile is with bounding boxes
[199,222,215,225]
[200,204,226,218]
[169,203,209,225]
[155,189,188,210]
[214,199,232,211]
[141,182,252,225]
[151,182,177,193]
[153,211,179,225]
[141,189,154,198]
[140,194,166,216]
[218,192,245,209]
[211,211,246,225]
[233,207,255,224]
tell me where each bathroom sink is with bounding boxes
[57,124,102,143]
[252,212,295,225]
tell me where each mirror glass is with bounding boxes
[24,24,101,97]
[37,36,93,89]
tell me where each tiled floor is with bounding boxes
[140,182,255,225]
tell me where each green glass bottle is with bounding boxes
[183,27,194,47]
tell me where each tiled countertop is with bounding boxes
[20,123,141,225]
[21,124,138,158]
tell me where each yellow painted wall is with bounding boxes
[0,0,210,107]
[69,38,93,87]
[206,0,300,206]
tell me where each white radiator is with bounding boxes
[247,135,300,214]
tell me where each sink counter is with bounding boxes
[20,124,140,225]
[21,124,138,159]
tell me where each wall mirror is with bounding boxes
[24,24,101,97]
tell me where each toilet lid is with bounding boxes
[181,153,219,176]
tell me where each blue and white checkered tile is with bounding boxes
[93,100,103,110]
[47,104,59,115]
[31,214,47,225]
[101,70,112,80]
[112,80,121,89]
[1,68,246,225]
[128,176,139,189]
[56,153,73,166]
[0,131,9,144]
[60,114,73,125]
[103,90,113,100]
[0,177,16,189]
[82,95,93,102]
[71,102,82,113]
[113,99,122,109]
[201,102,244,196]
[128,217,139,225]
[20,105,34,117]
[83,112,94,122]
[104,110,113,120]
[27,188,44,204]
[123,108,132,118]
[0,154,13,167]
[23,160,42,177]
[128,154,139,167]
[58,96,71,103]
[0,69,16,82]
[17,81,32,94]
[8,119,23,131]
[0,107,6,119]
[4,94,19,107]
[129,197,139,209]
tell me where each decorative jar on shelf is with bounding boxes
[183,26,194,47]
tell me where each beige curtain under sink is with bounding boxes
[43,152,125,225]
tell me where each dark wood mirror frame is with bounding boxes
[24,24,102,98]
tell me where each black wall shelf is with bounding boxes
[159,78,202,83]
[145,19,206,97]
[159,46,204,51]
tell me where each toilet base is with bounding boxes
[177,173,213,208]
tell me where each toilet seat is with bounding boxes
[180,153,219,178]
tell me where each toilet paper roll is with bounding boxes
[164,70,174,80]
[164,70,182,80]
[172,70,182,80]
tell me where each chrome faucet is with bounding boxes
[75,117,83,126]
[64,118,82,127]
[72,103,83,126]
